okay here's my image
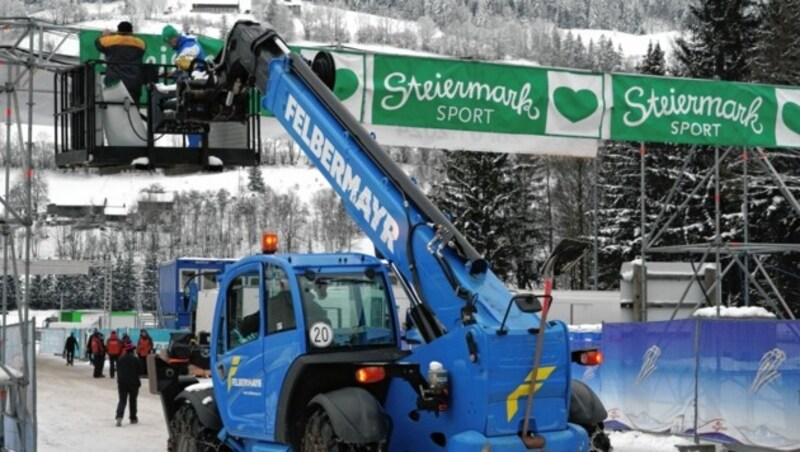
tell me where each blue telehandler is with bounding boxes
[147,20,609,452]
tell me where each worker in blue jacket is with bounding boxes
[162,24,206,148]
[162,24,206,75]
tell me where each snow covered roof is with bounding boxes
[568,324,603,332]
[104,206,128,216]
[0,310,63,328]
[138,192,175,203]
[620,261,716,282]
[29,259,91,275]
[191,0,240,5]
[692,306,777,319]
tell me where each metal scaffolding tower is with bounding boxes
[638,144,800,321]
[1,17,84,451]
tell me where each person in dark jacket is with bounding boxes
[120,333,133,356]
[95,21,146,102]
[63,332,78,366]
[115,342,141,426]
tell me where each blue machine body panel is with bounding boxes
[202,51,589,450]
[158,257,236,329]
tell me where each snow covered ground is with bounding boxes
[37,354,168,452]
[0,166,328,209]
[34,353,718,451]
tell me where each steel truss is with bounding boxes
[638,144,800,321]
[1,17,85,452]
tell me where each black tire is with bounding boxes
[169,404,227,452]
[582,422,612,452]
[301,409,384,452]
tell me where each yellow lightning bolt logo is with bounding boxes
[505,366,556,421]
[227,356,241,391]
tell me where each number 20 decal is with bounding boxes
[309,322,333,348]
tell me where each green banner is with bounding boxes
[611,74,782,147]
[78,30,800,151]
[371,55,549,134]
[369,56,607,140]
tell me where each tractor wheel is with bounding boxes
[583,422,612,452]
[301,408,384,452]
[169,404,227,452]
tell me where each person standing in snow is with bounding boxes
[115,342,141,427]
[63,332,78,366]
[136,329,154,375]
[105,331,123,378]
[89,331,106,378]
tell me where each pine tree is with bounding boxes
[637,42,666,76]
[675,0,759,81]
[595,141,640,289]
[112,254,138,311]
[247,165,267,194]
[550,157,593,289]
[750,0,800,85]
[509,154,549,289]
[0,276,19,311]
[141,233,160,312]
[28,274,49,310]
[746,0,800,316]
[431,151,524,282]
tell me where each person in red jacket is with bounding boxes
[89,330,106,378]
[136,329,154,375]
[106,331,123,378]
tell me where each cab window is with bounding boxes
[225,270,261,349]
[265,264,296,334]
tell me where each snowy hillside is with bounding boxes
[566,28,678,60]
[0,167,328,208]
[17,0,675,65]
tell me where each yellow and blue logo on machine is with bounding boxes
[226,356,263,391]
[227,356,241,391]
[505,366,556,421]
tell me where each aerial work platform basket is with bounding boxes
[53,61,261,171]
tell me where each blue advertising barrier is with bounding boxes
[598,319,800,451]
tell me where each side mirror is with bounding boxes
[514,294,543,313]
[497,294,545,335]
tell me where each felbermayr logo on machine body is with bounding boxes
[283,94,400,253]
[380,72,541,124]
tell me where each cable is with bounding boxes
[123,99,164,143]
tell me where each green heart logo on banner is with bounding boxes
[781,102,800,135]
[333,68,359,102]
[553,87,598,123]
